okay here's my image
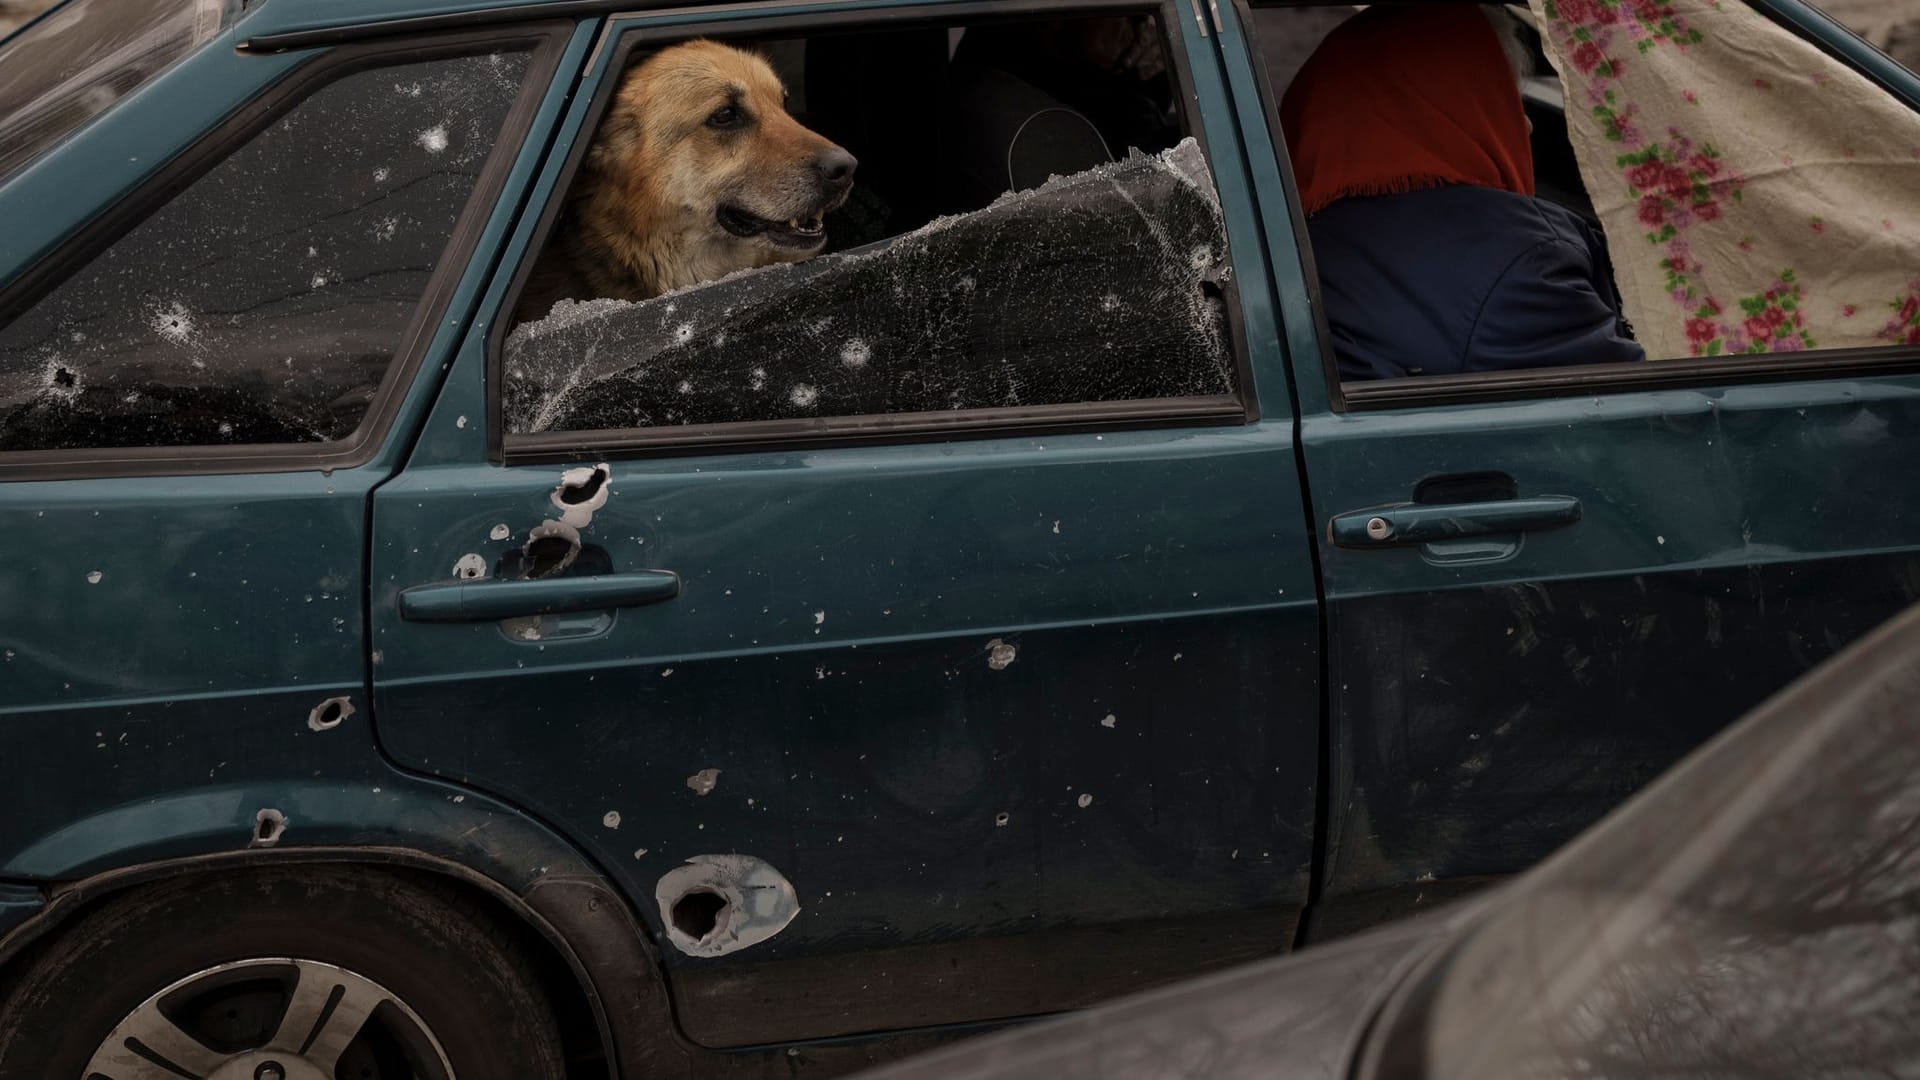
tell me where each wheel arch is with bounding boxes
[0,845,630,1074]
[0,770,705,1077]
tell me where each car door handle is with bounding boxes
[398,570,682,622]
[1329,496,1581,548]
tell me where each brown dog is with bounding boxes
[519,40,857,319]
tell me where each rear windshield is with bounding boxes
[0,0,237,181]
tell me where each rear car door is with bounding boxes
[1220,0,1920,934]
[370,0,1322,1047]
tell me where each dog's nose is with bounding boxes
[814,147,858,187]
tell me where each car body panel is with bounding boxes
[1304,380,1920,904]
[3,769,609,888]
[0,885,42,944]
[0,471,372,873]
[368,0,1322,1047]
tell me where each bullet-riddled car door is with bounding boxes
[370,1,1321,1047]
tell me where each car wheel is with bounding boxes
[0,865,567,1080]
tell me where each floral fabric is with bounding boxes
[1527,0,1920,358]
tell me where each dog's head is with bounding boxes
[587,40,857,284]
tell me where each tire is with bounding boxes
[0,864,567,1080]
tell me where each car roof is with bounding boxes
[233,0,1432,50]
[234,0,890,50]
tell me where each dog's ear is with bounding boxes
[585,108,643,176]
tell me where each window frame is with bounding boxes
[490,0,1260,466]
[1235,0,1920,415]
[0,23,573,481]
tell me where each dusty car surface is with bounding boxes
[862,599,1920,1079]
[0,0,1916,1077]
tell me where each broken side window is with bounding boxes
[0,49,532,452]
[502,138,1237,436]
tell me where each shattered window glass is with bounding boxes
[0,50,531,452]
[503,139,1236,436]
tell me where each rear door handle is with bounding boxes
[399,570,682,622]
[1329,496,1581,548]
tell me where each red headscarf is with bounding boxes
[1280,6,1535,215]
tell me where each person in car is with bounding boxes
[1281,5,1646,380]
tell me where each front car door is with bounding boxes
[371,0,1324,1047]
[1221,0,1920,934]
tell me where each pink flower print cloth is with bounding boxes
[1527,0,1920,358]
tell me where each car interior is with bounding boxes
[743,16,1186,253]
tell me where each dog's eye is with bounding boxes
[706,105,741,129]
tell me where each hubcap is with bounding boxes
[85,958,454,1080]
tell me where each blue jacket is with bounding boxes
[1306,184,1646,380]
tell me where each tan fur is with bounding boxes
[519,40,854,320]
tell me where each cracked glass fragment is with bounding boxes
[0,51,531,452]
[504,138,1235,435]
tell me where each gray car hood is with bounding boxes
[858,900,1484,1080]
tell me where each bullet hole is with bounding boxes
[1077,793,1094,808]
[655,855,800,957]
[526,538,575,576]
[672,889,729,942]
[986,638,1016,670]
[995,812,1011,827]
[250,808,287,848]
[307,696,354,732]
[85,570,103,585]
[1101,713,1117,728]
[558,464,610,505]
[489,524,511,541]
[41,360,82,402]
[151,301,197,345]
[603,810,622,829]
[686,768,720,796]
[552,464,612,526]
[452,553,487,580]
[518,521,581,579]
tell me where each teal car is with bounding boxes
[0,0,1915,1077]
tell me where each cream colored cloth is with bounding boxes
[1527,0,1920,358]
